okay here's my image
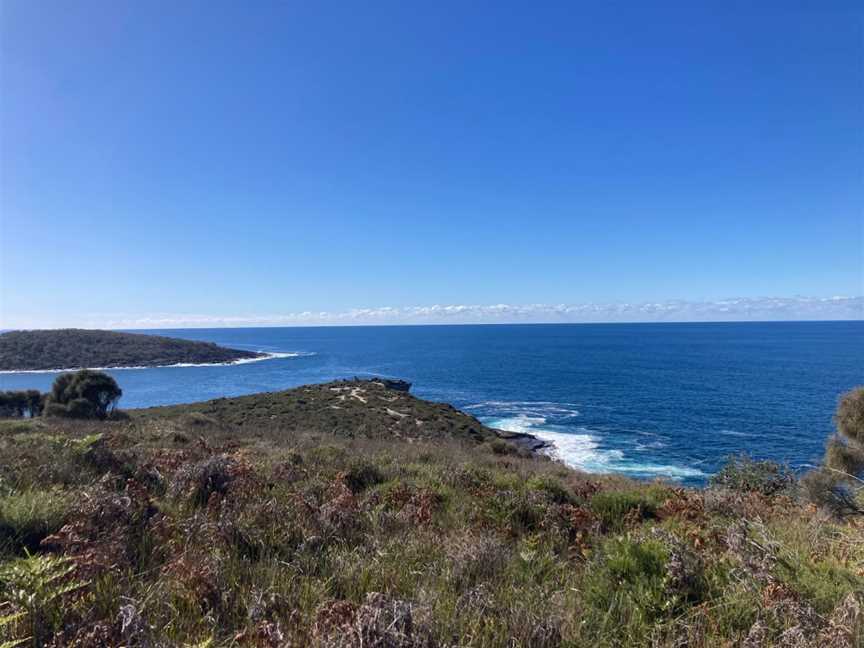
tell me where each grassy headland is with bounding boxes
[0,379,862,647]
[0,329,265,371]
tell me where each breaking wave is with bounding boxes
[482,411,705,481]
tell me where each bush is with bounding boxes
[589,490,661,530]
[170,455,238,506]
[805,387,864,517]
[44,370,122,420]
[489,439,516,455]
[582,536,672,638]
[526,475,574,504]
[0,390,45,418]
[0,490,69,555]
[825,437,864,476]
[801,468,863,518]
[344,461,386,493]
[836,387,864,445]
[827,387,864,482]
[709,454,795,496]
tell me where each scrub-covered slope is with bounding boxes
[0,329,264,371]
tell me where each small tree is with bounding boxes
[0,390,46,418]
[829,387,864,478]
[44,370,122,420]
[804,386,864,516]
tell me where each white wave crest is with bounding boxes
[717,429,752,437]
[0,351,312,375]
[484,414,705,481]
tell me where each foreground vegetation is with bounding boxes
[0,381,862,647]
[0,329,263,371]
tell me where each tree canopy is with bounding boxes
[0,329,263,371]
[44,370,122,420]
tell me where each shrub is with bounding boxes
[805,386,864,516]
[44,370,122,420]
[589,490,661,530]
[801,468,863,518]
[489,439,516,455]
[825,437,864,476]
[0,490,69,556]
[827,387,864,481]
[582,536,672,640]
[836,387,864,445]
[170,455,238,506]
[526,475,574,504]
[483,490,548,535]
[709,454,795,496]
[0,391,45,419]
[343,461,385,493]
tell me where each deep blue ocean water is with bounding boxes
[2,322,862,484]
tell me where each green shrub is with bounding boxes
[526,475,574,504]
[589,489,661,530]
[709,454,795,496]
[0,391,45,419]
[483,490,547,535]
[783,558,864,614]
[0,490,69,556]
[582,536,672,640]
[44,370,122,420]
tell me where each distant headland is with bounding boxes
[0,329,271,372]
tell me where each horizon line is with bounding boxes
[3,295,861,331]
[2,318,862,334]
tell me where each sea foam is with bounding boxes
[484,412,705,481]
[0,351,313,375]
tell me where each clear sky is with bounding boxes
[1,1,862,328]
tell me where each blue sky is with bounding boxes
[1,1,862,328]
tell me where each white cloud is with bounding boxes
[24,295,861,329]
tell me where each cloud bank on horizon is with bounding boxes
[14,295,860,330]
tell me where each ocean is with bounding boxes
[2,321,861,484]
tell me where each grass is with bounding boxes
[0,380,861,647]
[0,490,70,557]
[588,486,669,531]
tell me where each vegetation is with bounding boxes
[0,380,861,646]
[0,393,44,419]
[42,370,122,420]
[0,329,263,371]
[801,387,864,518]
[2,371,123,422]
[133,378,506,446]
[832,387,864,475]
[708,454,796,497]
